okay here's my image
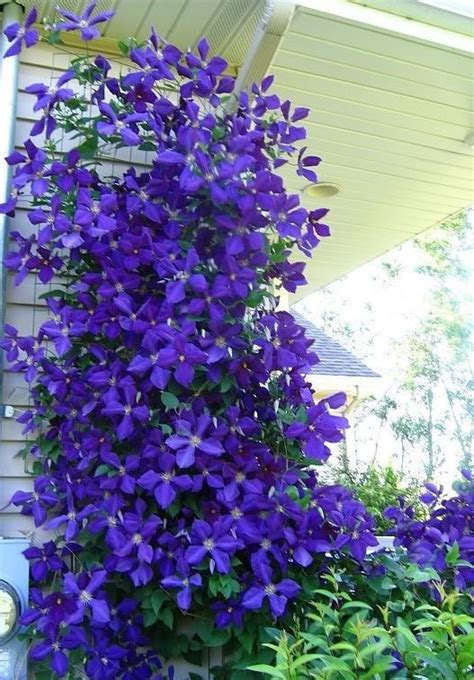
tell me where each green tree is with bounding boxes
[297,210,473,482]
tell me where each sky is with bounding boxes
[293,209,473,486]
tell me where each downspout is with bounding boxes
[0,1,22,416]
[227,0,295,108]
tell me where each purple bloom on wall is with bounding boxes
[138,453,192,508]
[63,570,110,624]
[84,631,127,680]
[185,518,240,573]
[57,1,115,41]
[162,559,202,610]
[212,598,245,628]
[3,7,38,58]
[11,477,57,526]
[97,102,146,146]
[109,499,161,586]
[286,397,348,461]
[46,489,95,540]
[30,623,87,677]
[23,541,64,582]
[242,563,300,617]
[101,377,150,439]
[157,336,207,388]
[167,414,225,468]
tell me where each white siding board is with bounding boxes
[7,273,63,306]
[299,92,468,145]
[279,34,471,94]
[0,419,29,442]
[291,10,473,76]
[0,513,35,537]
[300,152,472,191]
[274,50,471,110]
[4,304,49,336]
[0,478,33,509]
[0,446,31,478]
[272,67,472,129]
[2,372,33,407]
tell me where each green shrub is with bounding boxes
[331,465,424,533]
[247,555,474,679]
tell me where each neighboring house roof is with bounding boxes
[292,311,380,379]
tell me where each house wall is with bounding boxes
[0,41,153,537]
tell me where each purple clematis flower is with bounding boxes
[84,630,127,680]
[212,598,245,629]
[286,394,348,461]
[23,541,64,581]
[3,7,38,58]
[109,499,161,586]
[101,377,150,439]
[46,489,95,541]
[167,414,224,468]
[97,102,146,146]
[11,477,57,526]
[30,623,87,678]
[63,569,110,624]
[162,558,202,610]
[157,335,207,388]
[21,588,77,629]
[185,518,240,573]
[57,1,115,41]
[242,562,300,617]
[137,453,192,508]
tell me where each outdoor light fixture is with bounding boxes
[303,182,341,199]
[0,538,29,680]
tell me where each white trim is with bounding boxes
[296,0,474,53]
[232,0,296,98]
[307,373,383,397]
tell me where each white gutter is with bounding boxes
[297,0,474,54]
[231,0,296,101]
[0,1,22,415]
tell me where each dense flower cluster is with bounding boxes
[385,469,474,591]
[1,3,378,677]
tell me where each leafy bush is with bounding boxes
[247,558,474,679]
[331,465,424,533]
[385,469,474,591]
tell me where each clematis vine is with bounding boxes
[1,5,382,678]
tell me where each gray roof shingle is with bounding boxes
[292,311,380,379]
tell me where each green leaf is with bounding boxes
[161,391,180,410]
[341,600,372,611]
[37,289,67,300]
[151,590,166,616]
[78,134,99,159]
[446,541,460,565]
[117,40,130,56]
[246,665,285,678]
[219,375,234,393]
[94,464,112,477]
[159,607,174,629]
[143,609,157,627]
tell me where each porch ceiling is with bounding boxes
[13,0,265,72]
[4,0,473,300]
[278,1,473,299]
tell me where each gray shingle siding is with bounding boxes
[292,311,380,379]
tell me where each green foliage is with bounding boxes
[247,558,474,679]
[331,464,424,532]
